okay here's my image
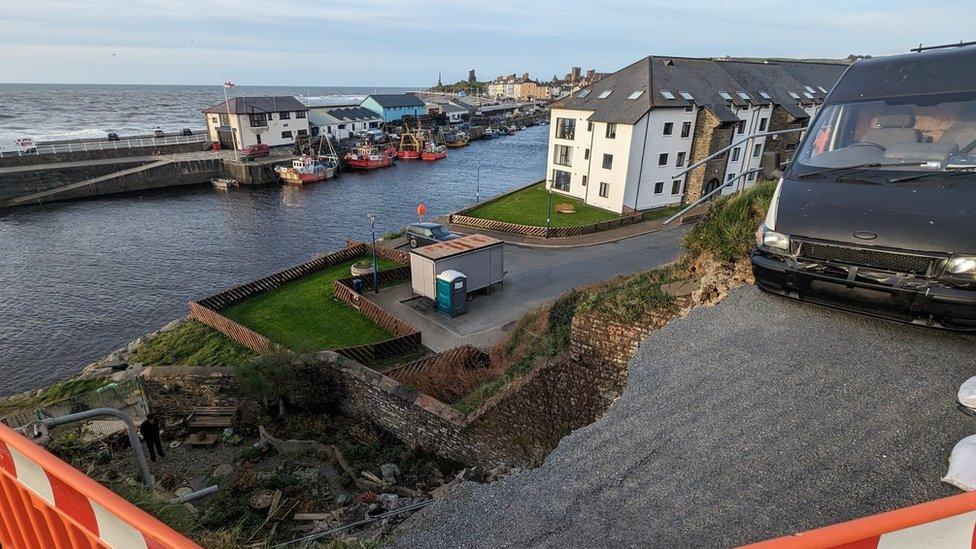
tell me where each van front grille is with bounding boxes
[799,241,936,275]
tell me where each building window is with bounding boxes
[281,131,293,139]
[727,173,736,182]
[606,123,617,139]
[587,121,593,132]
[737,121,745,134]
[681,121,691,138]
[685,105,693,112]
[599,182,609,197]
[297,129,308,136]
[759,117,768,131]
[370,121,379,128]
[279,111,291,120]
[748,172,756,181]
[553,144,573,167]
[753,143,762,157]
[327,126,333,134]
[582,175,588,186]
[552,169,571,191]
[654,181,664,194]
[658,153,668,166]
[296,111,307,118]
[338,124,346,129]
[602,153,613,169]
[556,118,575,139]
[663,122,673,136]
[311,126,319,137]
[584,148,590,160]
[248,113,268,127]
[676,152,686,167]
[671,180,682,195]
[731,147,741,161]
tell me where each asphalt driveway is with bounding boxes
[393,286,976,548]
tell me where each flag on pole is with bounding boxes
[223,81,235,89]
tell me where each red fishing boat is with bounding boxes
[344,140,395,170]
[421,143,447,161]
[397,124,424,160]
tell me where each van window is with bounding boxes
[795,92,976,171]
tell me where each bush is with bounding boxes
[683,181,776,262]
[394,361,501,405]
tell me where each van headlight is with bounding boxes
[947,256,976,276]
[755,222,791,254]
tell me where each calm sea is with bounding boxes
[0,84,548,396]
[0,83,415,141]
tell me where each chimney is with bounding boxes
[522,72,529,81]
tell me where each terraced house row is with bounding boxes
[546,55,848,214]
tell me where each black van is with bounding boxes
[752,44,976,330]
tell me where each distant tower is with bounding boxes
[437,71,443,87]
[468,69,477,83]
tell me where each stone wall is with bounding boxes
[0,159,154,202]
[684,109,734,203]
[0,140,210,169]
[764,105,806,161]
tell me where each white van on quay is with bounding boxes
[0,137,37,156]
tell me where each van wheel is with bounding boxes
[410,238,418,248]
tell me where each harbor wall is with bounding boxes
[0,159,155,202]
[0,141,210,169]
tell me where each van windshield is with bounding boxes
[794,92,976,172]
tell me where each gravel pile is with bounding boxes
[393,286,976,548]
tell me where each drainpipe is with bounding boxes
[632,112,651,212]
[25,408,154,487]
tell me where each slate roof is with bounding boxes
[323,106,381,122]
[552,56,849,125]
[364,93,426,108]
[204,96,307,114]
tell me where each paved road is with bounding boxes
[394,286,976,548]
[370,224,691,351]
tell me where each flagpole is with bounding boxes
[223,81,238,160]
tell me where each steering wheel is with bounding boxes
[849,141,886,151]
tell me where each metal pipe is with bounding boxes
[171,485,218,503]
[41,408,154,487]
[662,167,762,226]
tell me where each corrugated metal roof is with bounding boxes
[365,94,427,108]
[411,234,503,260]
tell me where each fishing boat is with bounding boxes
[421,143,447,161]
[275,155,337,184]
[444,131,469,148]
[211,178,238,190]
[506,126,517,135]
[397,123,424,160]
[344,140,395,170]
[482,127,497,139]
[275,136,340,184]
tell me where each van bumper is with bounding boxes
[751,250,976,330]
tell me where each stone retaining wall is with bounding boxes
[0,141,210,169]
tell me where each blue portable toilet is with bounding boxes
[436,270,467,318]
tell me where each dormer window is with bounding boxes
[817,86,828,94]
[803,92,814,99]
[577,89,591,98]
[804,86,816,93]
[597,90,613,99]
[628,90,645,100]
[660,90,675,100]
[759,91,771,100]
[788,91,800,99]
[737,92,751,100]
[679,91,694,101]
[718,92,733,101]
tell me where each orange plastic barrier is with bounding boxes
[0,423,200,549]
[742,490,976,549]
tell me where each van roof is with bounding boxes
[829,46,976,103]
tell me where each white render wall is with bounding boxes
[721,104,772,195]
[585,120,635,213]
[622,107,697,211]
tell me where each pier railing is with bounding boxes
[0,134,209,158]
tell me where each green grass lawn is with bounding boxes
[131,320,257,367]
[466,183,620,227]
[223,258,400,352]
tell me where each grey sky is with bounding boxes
[2,0,972,86]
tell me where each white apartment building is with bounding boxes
[546,56,847,213]
[204,96,309,149]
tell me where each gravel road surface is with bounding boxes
[393,285,976,548]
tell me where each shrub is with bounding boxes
[394,361,501,405]
[683,181,776,262]
[234,352,293,416]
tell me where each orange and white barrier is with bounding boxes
[0,423,199,549]
[743,490,976,549]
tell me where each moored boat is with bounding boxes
[345,140,395,170]
[211,178,238,190]
[421,143,447,161]
[397,124,424,160]
[507,125,518,135]
[444,131,470,148]
[275,155,337,184]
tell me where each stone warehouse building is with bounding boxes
[545,56,847,213]
[204,96,310,149]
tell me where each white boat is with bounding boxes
[211,178,238,190]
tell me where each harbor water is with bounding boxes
[0,122,548,396]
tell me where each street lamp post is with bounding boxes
[476,162,481,203]
[545,179,553,239]
[367,213,379,294]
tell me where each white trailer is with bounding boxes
[410,234,504,300]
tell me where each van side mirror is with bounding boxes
[761,151,783,180]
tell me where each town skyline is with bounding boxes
[3,0,973,86]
